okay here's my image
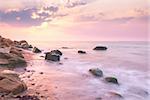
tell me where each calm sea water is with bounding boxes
[25,41,149,100]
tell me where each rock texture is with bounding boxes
[0,52,26,67]
[0,70,27,95]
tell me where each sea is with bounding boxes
[23,41,150,100]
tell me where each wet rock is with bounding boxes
[33,47,41,53]
[93,46,107,50]
[0,71,27,95]
[78,50,86,54]
[105,77,119,84]
[50,50,62,56]
[18,95,40,100]
[108,92,123,98]
[28,45,33,48]
[89,68,103,77]
[39,72,44,74]
[45,52,60,61]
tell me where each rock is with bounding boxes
[78,50,86,54]
[61,47,69,49]
[9,47,24,58]
[93,46,107,50]
[19,40,29,49]
[39,72,44,74]
[0,71,27,95]
[108,92,123,98]
[17,95,40,100]
[45,52,60,61]
[105,77,119,84]
[28,45,33,48]
[0,52,26,67]
[0,36,13,47]
[89,68,103,77]
[50,50,62,56]
[33,47,41,53]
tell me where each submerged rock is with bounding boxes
[0,71,27,95]
[93,46,107,50]
[45,52,60,61]
[78,50,86,54]
[105,77,119,84]
[89,68,103,77]
[33,47,41,53]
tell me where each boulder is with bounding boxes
[105,77,119,84]
[78,50,86,54]
[93,46,107,50]
[0,52,26,67]
[0,71,27,95]
[45,52,60,61]
[50,50,62,56]
[33,47,41,53]
[89,68,103,77]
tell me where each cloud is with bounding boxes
[0,5,67,27]
[65,0,87,8]
[106,17,134,23]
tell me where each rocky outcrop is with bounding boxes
[0,70,27,95]
[33,47,41,53]
[93,46,107,50]
[89,68,103,77]
[105,77,119,84]
[78,50,86,54]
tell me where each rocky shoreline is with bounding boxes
[0,36,149,100]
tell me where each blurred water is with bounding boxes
[24,41,150,100]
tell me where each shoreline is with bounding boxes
[0,36,149,100]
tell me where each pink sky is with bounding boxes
[0,0,149,41]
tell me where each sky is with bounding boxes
[0,0,149,41]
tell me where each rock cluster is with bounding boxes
[0,36,28,67]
